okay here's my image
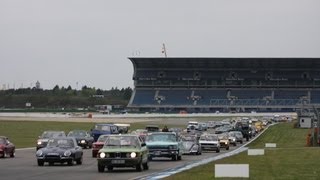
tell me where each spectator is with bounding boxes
[162,125,169,132]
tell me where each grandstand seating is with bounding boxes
[274,90,307,99]
[128,57,320,112]
[157,90,191,105]
[194,89,227,105]
[311,90,320,104]
[230,89,271,99]
[131,89,156,105]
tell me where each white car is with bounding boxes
[199,134,220,153]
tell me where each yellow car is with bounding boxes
[217,133,230,150]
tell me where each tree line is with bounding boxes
[0,85,132,109]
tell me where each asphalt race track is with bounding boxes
[0,145,241,180]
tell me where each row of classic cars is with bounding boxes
[2,119,260,173]
[37,130,95,150]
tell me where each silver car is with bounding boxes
[181,134,201,155]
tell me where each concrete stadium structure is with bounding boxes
[128,57,320,113]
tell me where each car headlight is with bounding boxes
[64,150,71,157]
[130,152,137,158]
[37,141,42,145]
[100,152,106,158]
[81,140,86,144]
[36,150,43,157]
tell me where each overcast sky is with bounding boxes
[1,0,319,90]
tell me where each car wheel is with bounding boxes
[92,152,96,158]
[67,160,73,166]
[10,151,15,158]
[98,164,105,172]
[226,146,229,150]
[76,156,83,165]
[240,140,243,144]
[143,161,149,170]
[49,162,54,166]
[216,149,220,153]
[37,160,44,166]
[0,153,4,158]
[136,161,143,172]
[107,166,113,171]
[233,143,237,146]
[177,155,182,160]
[172,155,177,161]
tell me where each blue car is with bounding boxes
[90,124,119,141]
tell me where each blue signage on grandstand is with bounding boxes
[127,57,320,113]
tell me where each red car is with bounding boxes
[0,136,15,158]
[92,134,109,158]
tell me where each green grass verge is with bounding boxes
[165,122,320,180]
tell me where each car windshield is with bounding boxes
[181,136,196,141]
[200,135,218,141]
[218,134,228,140]
[95,125,111,131]
[146,134,176,142]
[41,132,65,138]
[97,135,109,142]
[47,139,74,148]
[105,136,139,147]
[0,138,6,144]
[68,131,87,137]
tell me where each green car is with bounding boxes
[97,135,149,172]
[146,132,183,161]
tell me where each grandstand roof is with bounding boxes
[129,57,320,69]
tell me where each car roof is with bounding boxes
[201,133,218,136]
[107,134,139,138]
[114,123,131,127]
[49,137,76,141]
[69,130,87,132]
[149,132,175,135]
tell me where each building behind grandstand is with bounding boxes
[127,57,320,113]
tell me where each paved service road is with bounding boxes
[0,145,241,180]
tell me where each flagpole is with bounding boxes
[162,43,167,58]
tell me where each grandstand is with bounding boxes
[127,58,320,113]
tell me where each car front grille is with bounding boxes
[147,145,169,150]
[201,143,217,147]
[109,152,128,158]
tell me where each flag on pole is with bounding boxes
[162,43,167,57]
